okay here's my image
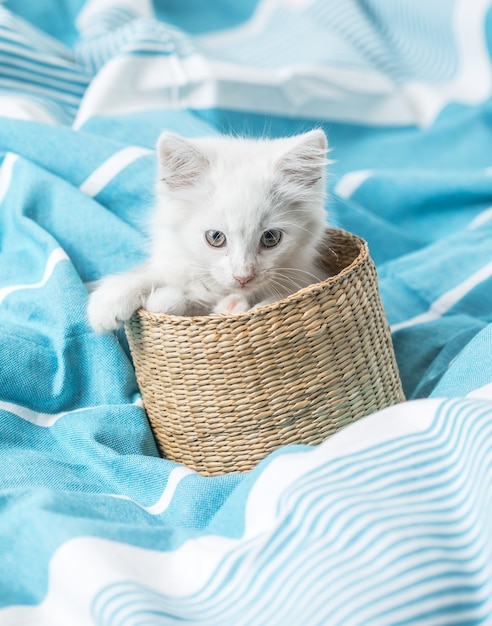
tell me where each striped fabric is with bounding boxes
[1,0,492,623]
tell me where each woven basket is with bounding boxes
[125,228,404,475]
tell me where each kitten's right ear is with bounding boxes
[275,129,329,191]
[157,132,209,191]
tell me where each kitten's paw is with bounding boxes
[145,286,187,315]
[87,285,141,333]
[213,295,250,314]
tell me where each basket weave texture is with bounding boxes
[125,229,404,476]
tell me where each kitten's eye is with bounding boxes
[205,230,227,248]
[260,229,282,248]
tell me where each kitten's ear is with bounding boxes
[157,132,209,191]
[276,129,328,190]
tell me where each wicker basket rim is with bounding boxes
[135,228,368,326]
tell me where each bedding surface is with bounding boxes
[1,0,492,624]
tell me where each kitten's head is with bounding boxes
[153,130,329,302]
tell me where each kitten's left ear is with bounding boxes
[157,132,209,191]
[276,129,329,189]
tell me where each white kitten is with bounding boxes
[87,129,330,333]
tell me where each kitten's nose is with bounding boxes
[233,273,254,286]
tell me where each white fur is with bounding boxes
[87,130,330,333]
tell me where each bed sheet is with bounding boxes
[1,1,492,624]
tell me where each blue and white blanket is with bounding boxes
[1,1,492,624]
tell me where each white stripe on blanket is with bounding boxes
[107,465,196,515]
[0,396,143,427]
[391,260,492,332]
[0,152,19,205]
[467,382,492,400]
[468,206,492,229]
[334,170,374,199]
[0,248,69,306]
[79,146,153,197]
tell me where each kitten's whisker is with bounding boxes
[274,267,325,283]
[272,206,318,217]
[267,272,305,295]
[276,221,315,236]
[270,206,319,221]
[264,282,284,303]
